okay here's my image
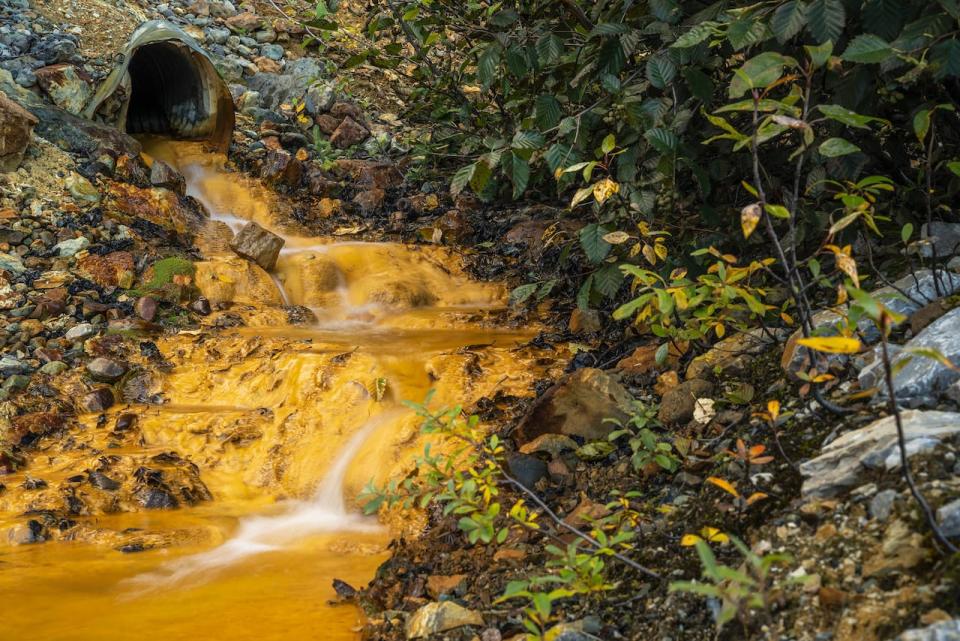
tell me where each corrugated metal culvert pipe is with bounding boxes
[84,20,234,151]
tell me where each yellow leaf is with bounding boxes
[767,400,780,420]
[603,230,630,244]
[836,284,849,305]
[746,492,768,506]
[706,476,740,498]
[593,178,620,204]
[796,336,862,354]
[642,243,657,265]
[680,534,703,547]
[700,527,729,544]
[836,253,859,287]
[715,323,725,338]
[741,203,761,239]
[654,242,668,261]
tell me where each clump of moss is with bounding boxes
[131,257,198,303]
[142,257,195,290]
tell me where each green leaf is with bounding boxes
[512,130,545,151]
[947,161,960,177]
[842,34,893,63]
[727,17,767,51]
[592,263,623,298]
[601,133,616,154]
[765,204,791,219]
[470,159,492,192]
[535,94,563,130]
[477,45,501,89]
[913,109,931,144]
[863,0,907,40]
[901,223,914,244]
[817,104,886,129]
[576,274,594,310]
[649,0,681,24]
[646,55,677,89]
[931,39,960,79]
[671,22,717,48]
[729,52,792,98]
[450,163,475,196]
[511,155,530,198]
[805,40,834,68]
[770,1,807,44]
[645,127,678,153]
[819,137,861,157]
[509,283,537,305]
[684,67,714,102]
[536,33,564,64]
[580,224,612,264]
[807,0,845,44]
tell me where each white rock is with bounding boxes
[800,410,960,498]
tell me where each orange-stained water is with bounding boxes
[0,140,557,640]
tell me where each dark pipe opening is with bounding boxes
[125,41,205,136]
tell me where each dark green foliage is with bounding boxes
[329,1,960,311]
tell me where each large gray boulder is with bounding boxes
[783,270,960,377]
[863,307,960,404]
[800,410,960,498]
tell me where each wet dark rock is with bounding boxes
[115,413,137,432]
[21,476,47,490]
[230,221,284,270]
[86,357,126,382]
[88,471,120,491]
[506,453,548,490]
[332,578,357,600]
[658,379,714,425]
[514,367,632,444]
[137,487,179,510]
[31,34,78,63]
[80,387,114,412]
[149,159,186,196]
[0,88,37,171]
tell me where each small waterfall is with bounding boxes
[124,410,399,591]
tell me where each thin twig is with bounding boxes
[879,322,957,553]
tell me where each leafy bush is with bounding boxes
[308,0,960,324]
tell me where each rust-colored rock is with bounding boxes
[514,367,632,444]
[330,116,369,149]
[77,251,135,287]
[315,114,340,135]
[226,12,263,31]
[0,91,38,172]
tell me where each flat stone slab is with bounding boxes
[800,410,960,498]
